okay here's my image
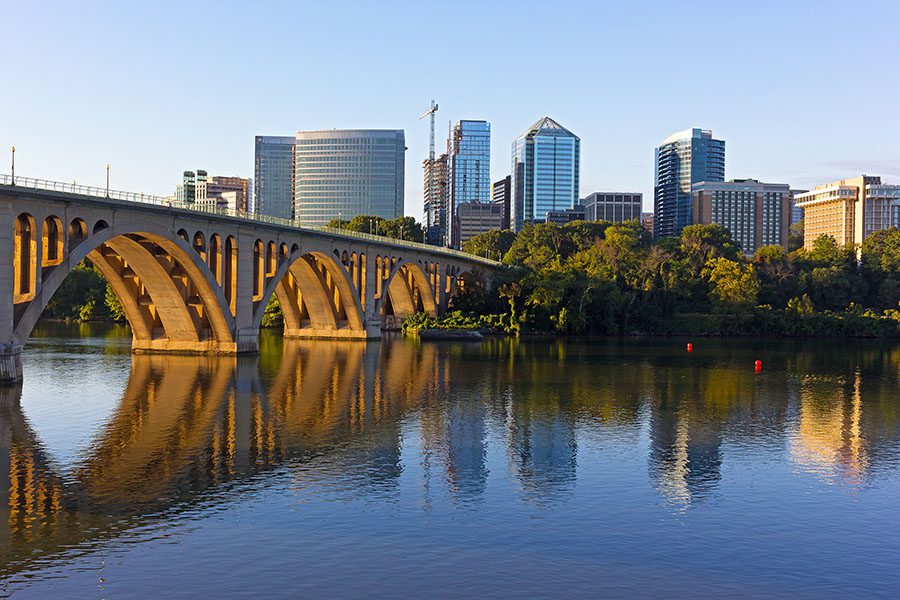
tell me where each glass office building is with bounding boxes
[654,128,725,239]
[448,120,491,247]
[254,136,296,220]
[510,117,580,231]
[294,130,405,226]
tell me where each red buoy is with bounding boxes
[755,360,763,372]
[687,343,693,353]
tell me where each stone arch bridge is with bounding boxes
[0,175,501,383]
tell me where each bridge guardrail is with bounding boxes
[0,174,502,267]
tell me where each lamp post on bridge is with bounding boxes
[10,146,15,185]
[106,163,110,197]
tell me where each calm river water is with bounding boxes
[1,324,899,598]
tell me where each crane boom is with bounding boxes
[419,99,438,161]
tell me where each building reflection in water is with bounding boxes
[791,369,870,484]
[1,337,899,576]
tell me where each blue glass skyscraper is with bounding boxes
[654,128,725,238]
[448,120,491,247]
[510,117,580,231]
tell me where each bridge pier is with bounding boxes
[0,346,22,386]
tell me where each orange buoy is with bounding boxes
[686,343,693,352]
[755,360,762,372]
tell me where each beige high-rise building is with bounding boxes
[795,175,900,249]
[691,179,791,253]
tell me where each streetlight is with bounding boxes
[10,146,15,185]
[105,163,110,197]
[338,212,342,229]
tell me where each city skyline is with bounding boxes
[4,1,900,222]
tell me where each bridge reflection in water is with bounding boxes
[2,336,900,580]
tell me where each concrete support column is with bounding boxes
[233,231,260,354]
[362,247,382,339]
[0,198,21,385]
[0,346,22,385]
[436,263,448,314]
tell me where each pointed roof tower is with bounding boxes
[521,116,578,138]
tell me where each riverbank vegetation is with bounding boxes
[42,260,126,323]
[416,221,900,338]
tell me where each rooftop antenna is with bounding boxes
[419,99,438,160]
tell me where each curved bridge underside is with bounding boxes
[0,186,497,382]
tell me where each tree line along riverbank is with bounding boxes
[406,221,900,338]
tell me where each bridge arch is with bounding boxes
[377,259,439,323]
[42,215,64,267]
[11,223,235,353]
[69,218,88,248]
[253,247,366,338]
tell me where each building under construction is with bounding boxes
[423,153,450,245]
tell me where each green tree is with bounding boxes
[705,257,760,312]
[380,216,425,242]
[43,260,110,321]
[860,228,900,309]
[786,293,814,316]
[327,214,384,234]
[754,245,798,308]
[105,285,127,322]
[788,220,804,252]
[503,223,575,272]
[462,229,517,260]
[797,235,862,310]
[680,224,740,276]
[261,294,284,328]
[326,214,424,242]
[562,220,612,250]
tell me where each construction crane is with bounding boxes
[419,99,438,161]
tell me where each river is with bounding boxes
[1,324,899,598]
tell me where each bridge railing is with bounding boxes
[0,174,502,266]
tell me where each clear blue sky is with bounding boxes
[5,0,900,218]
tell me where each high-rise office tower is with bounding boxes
[448,120,491,248]
[795,175,900,249]
[492,175,511,230]
[654,128,725,238]
[423,153,450,245]
[692,179,791,253]
[254,136,296,220]
[294,129,405,226]
[511,117,580,231]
